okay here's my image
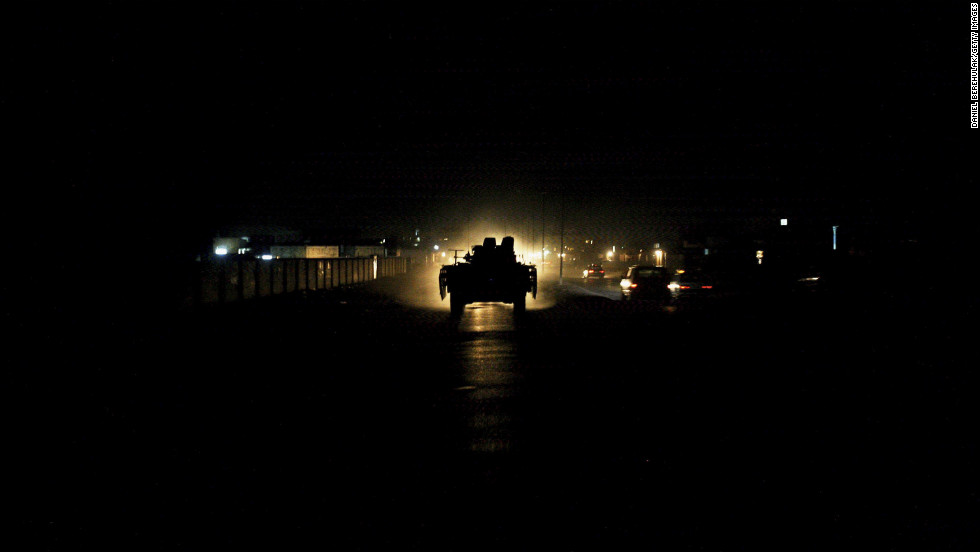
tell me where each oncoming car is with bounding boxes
[582,263,606,279]
[620,265,670,301]
[668,270,715,299]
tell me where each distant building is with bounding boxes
[212,236,252,257]
[270,245,341,258]
[345,244,385,257]
[209,224,398,260]
[269,242,388,259]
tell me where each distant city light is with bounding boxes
[756,250,764,264]
[833,225,839,250]
[215,247,228,255]
[780,218,788,226]
[433,245,440,250]
[261,254,274,261]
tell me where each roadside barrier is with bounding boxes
[194,256,409,306]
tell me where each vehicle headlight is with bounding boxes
[668,283,680,291]
[620,279,631,290]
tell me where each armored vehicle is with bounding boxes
[439,236,537,316]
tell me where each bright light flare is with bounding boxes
[653,249,665,267]
[215,247,228,255]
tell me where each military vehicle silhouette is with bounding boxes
[438,236,537,316]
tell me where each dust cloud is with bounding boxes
[383,257,559,313]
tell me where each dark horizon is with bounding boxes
[15,2,972,263]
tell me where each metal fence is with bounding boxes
[195,256,408,306]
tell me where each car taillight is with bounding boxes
[680,285,691,289]
[630,283,638,288]
[588,270,594,273]
[702,285,712,289]
[599,270,605,274]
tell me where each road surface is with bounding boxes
[15,266,976,550]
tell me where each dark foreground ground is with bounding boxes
[13,270,977,551]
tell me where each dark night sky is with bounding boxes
[12,2,974,259]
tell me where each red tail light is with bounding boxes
[588,270,594,273]
[680,285,691,289]
[600,270,605,274]
[630,283,638,288]
[702,285,713,289]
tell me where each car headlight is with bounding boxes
[668,283,680,291]
[620,279,631,290]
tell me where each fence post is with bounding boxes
[283,259,288,294]
[237,258,244,301]
[218,261,226,304]
[298,259,305,291]
[254,257,260,298]
[271,260,277,295]
[193,260,202,309]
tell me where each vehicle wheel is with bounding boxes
[513,293,526,314]
[450,293,465,316]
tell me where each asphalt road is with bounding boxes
[16,267,976,550]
